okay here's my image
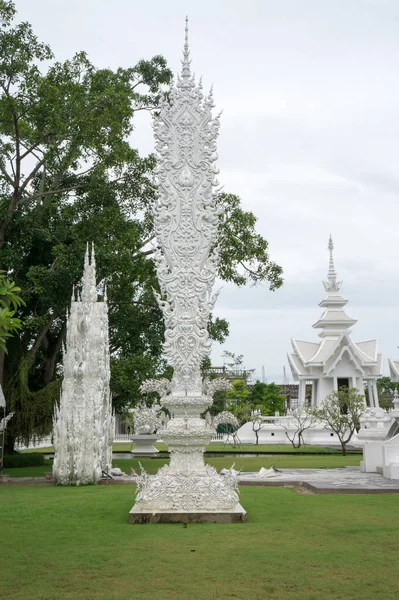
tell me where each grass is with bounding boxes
[21,442,361,454]
[4,454,362,478]
[0,485,398,600]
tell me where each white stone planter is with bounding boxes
[130,435,159,457]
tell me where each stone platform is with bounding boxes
[128,504,247,524]
[238,467,399,493]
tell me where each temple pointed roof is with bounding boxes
[288,237,382,380]
[313,236,356,338]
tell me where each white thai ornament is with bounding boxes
[140,378,171,399]
[131,402,165,435]
[213,411,239,429]
[132,21,243,516]
[52,244,114,485]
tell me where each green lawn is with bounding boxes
[22,442,361,454]
[4,454,362,478]
[0,485,398,600]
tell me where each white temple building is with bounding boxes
[288,237,383,408]
[388,358,399,382]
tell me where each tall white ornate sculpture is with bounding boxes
[53,245,114,485]
[129,21,246,523]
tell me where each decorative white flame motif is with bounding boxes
[133,21,241,513]
[52,244,114,485]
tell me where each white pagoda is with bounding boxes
[287,237,382,407]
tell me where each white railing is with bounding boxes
[113,433,131,442]
[211,432,225,441]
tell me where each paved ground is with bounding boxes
[3,467,399,493]
[238,467,399,493]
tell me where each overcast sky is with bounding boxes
[15,0,399,382]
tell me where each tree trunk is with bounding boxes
[0,347,5,386]
[4,431,16,455]
[341,442,347,456]
[43,329,64,387]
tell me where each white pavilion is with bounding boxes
[287,237,383,408]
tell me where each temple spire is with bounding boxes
[179,16,194,88]
[314,236,356,337]
[323,235,342,293]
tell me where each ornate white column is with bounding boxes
[367,381,375,407]
[53,244,114,485]
[298,380,306,407]
[129,20,246,523]
[372,381,379,408]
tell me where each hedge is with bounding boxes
[3,452,46,468]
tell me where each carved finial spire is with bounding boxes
[328,235,336,281]
[323,235,341,293]
[179,16,194,88]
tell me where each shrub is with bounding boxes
[3,452,46,468]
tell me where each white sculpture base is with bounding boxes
[361,441,385,473]
[128,504,247,524]
[382,432,399,480]
[129,463,246,524]
[130,435,159,457]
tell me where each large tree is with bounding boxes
[0,2,283,448]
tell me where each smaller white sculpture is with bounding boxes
[131,402,166,435]
[213,411,239,429]
[203,378,232,400]
[140,378,171,399]
[128,381,170,456]
[257,466,281,479]
[53,244,113,485]
[0,412,14,431]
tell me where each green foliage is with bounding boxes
[250,381,285,416]
[225,379,252,423]
[217,193,283,289]
[226,379,250,404]
[376,376,399,410]
[3,451,45,468]
[0,269,24,352]
[313,387,365,455]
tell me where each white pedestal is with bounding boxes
[130,435,159,457]
[382,432,399,480]
[361,441,384,473]
[129,503,247,524]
